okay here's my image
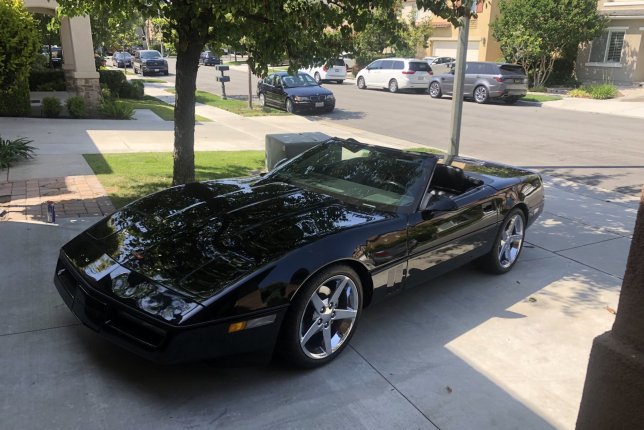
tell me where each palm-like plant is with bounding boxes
[0,135,36,169]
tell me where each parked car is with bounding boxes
[41,45,63,68]
[257,72,335,113]
[429,61,528,104]
[301,58,348,84]
[133,50,168,76]
[53,138,544,367]
[112,51,133,68]
[423,56,455,75]
[199,51,221,66]
[356,58,433,93]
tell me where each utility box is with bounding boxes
[265,132,331,170]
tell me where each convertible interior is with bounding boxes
[423,164,483,208]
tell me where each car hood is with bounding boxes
[75,179,386,301]
[284,86,333,97]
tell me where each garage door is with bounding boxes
[432,40,479,61]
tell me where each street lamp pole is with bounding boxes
[446,0,476,165]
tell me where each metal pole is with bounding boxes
[446,0,475,165]
[248,64,253,109]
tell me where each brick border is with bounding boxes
[0,175,115,222]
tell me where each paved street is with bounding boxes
[157,58,644,197]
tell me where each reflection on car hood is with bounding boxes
[82,179,386,300]
[284,86,333,97]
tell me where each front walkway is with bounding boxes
[0,175,114,222]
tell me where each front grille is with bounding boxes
[145,60,163,67]
[310,95,326,102]
[106,310,166,349]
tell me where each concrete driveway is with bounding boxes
[0,179,633,430]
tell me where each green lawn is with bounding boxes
[118,96,211,122]
[407,147,445,154]
[131,78,168,84]
[522,93,563,103]
[84,151,265,208]
[165,89,289,116]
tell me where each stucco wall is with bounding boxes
[577,20,644,85]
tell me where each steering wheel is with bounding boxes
[380,180,406,193]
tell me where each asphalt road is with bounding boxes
[158,58,644,197]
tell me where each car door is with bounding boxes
[363,60,383,87]
[378,60,394,87]
[263,75,281,107]
[439,68,455,95]
[404,173,501,289]
[463,62,480,96]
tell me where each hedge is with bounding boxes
[0,79,31,116]
[99,70,127,96]
[29,70,66,91]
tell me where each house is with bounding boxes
[401,0,503,62]
[577,0,644,86]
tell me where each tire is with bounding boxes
[388,79,399,93]
[258,93,266,107]
[325,106,335,113]
[314,72,321,83]
[357,76,366,89]
[336,80,343,85]
[286,98,295,113]
[164,71,169,76]
[429,82,442,98]
[279,264,363,368]
[474,85,489,104]
[475,208,526,274]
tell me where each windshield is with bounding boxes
[141,51,162,59]
[281,74,319,88]
[266,140,433,212]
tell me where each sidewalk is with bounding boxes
[0,83,636,429]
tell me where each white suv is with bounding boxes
[356,58,433,93]
[301,59,348,84]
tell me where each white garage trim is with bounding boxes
[432,40,480,61]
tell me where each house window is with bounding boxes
[589,31,625,63]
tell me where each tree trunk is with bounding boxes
[172,37,203,186]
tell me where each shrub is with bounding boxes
[0,79,31,116]
[568,84,618,100]
[42,96,62,118]
[100,84,112,100]
[589,84,618,100]
[100,99,134,119]
[0,0,39,96]
[0,135,35,169]
[29,70,66,91]
[66,96,86,118]
[119,79,145,99]
[99,70,127,96]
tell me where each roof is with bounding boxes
[602,9,644,17]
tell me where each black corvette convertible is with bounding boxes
[54,139,544,367]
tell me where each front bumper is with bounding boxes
[141,64,168,74]
[54,257,286,364]
[293,98,335,112]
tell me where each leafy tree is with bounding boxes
[0,0,40,116]
[491,0,605,87]
[58,0,467,185]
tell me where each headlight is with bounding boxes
[326,95,335,101]
[293,96,310,102]
[164,60,168,66]
[111,274,199,323]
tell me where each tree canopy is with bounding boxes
[491,0,605,87]
[57,0,469,185]
[0,0,40,93]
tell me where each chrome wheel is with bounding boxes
[298,274,359,360]
[357,76,366,89]
[388,79,398,93]
[259,93,265,107]
[429,82,442,98]
[286,98,294,113]
[497,212,524,269]
[474,85,489,103]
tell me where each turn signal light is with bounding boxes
[228,321,247,333]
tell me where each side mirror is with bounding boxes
[422,198,457,219]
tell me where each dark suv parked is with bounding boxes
[133,50,168,76]
[429,62,528,104]
[199,51,221,66]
